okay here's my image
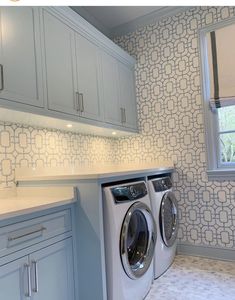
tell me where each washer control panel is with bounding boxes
[111,182,148,203]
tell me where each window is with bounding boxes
[218,107,235,165]
[200,18,235,180]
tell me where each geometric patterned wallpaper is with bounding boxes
[114,6,235,250]
[0,121,116,188]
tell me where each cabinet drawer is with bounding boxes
[0,209,71,258]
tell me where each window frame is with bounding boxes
[199,17,235,181]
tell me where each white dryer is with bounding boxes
[103,180,157,300]
[147,176,178,279]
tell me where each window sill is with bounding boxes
[207,169,235,181]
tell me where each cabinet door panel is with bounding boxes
[0,7,44,107]
[75,33,102,121]
[30,238,75,300]
[118,62,138,130]
[43,11,78,116]
[102,51,121,126]
[0,256,28,300]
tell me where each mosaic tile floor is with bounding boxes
[145,255,235,300]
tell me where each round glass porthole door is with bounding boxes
[120,202,157,279]
[160,191,178,247]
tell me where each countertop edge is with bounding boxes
[16,166,175,182]
[0,198,76,221]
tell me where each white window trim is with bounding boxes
[199,17,235,181]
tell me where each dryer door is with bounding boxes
[120,201,157,280]
[160,191,178,247]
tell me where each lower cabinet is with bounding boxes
[30,238,75,300]
[0,238,75,300]
[0,206,76,300]
[0,256,28,300]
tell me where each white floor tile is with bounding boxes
[145,255,235,300]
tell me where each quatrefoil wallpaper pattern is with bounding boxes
[114,6,235,249]
[0,6,234,251]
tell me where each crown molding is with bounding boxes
[111,6,192,38]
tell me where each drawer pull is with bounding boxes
[8,226,46,242]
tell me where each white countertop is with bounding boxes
[0,162,173,221]
[0,186,76,220]
[15,162,174,182]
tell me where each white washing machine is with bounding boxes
[147,176,178,279]
[103,180,157,300]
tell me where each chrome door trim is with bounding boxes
[160,191,178,247]
[120,201,157,280]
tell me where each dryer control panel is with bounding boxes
[151,177,172,192]
[111,182,148,203]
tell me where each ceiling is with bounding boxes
[71,6,189,37]
[78,7,163,29]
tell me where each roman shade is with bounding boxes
[207,23,235,109]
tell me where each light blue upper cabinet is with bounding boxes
[30,238,75,300]
[0,7,138,134]
[0,256,29,300]
[75,33,102,121]
[44,10,102,122]
[0,7,44,107]
[101,51,138,130]
[118,61,138,130]
[101,51,122,126]
[43,10,78,116]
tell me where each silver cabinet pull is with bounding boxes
[24,263,32,297]
[123,108,126,123]
[32,260,39,293]
[8,226,46,242]
[75,92,80,112]
[120,107,124,123]
[79,93,84,113]
[120,107,126,123]
[0,64,4,91]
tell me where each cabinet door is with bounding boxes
[75,33,102,121]
[101,51,122,126]
[0,7,44,107]
[0,256,29,300]
[118,62,138,130]
[30,238,75,300]
[43,10,78,116]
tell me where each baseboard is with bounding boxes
[177,243,235,261]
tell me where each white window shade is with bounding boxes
[207,23,235,109]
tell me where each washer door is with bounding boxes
[160,191,178,247]
[120,201,157,280]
